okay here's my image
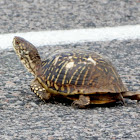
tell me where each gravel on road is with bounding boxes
[0,0,140,34]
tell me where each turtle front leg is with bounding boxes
[72,95,90,108]
[30,79,51,101]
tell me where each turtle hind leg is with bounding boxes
[122,91,140,102]
[30,79,51,101]
[72,95,90,109]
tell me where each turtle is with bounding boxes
[13,36,140,108]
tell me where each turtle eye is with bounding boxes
[15,40,20,45]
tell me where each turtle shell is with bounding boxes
[37,51,127,96]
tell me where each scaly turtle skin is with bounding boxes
[13,36,140,108]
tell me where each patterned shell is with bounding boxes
[37,51,127,95]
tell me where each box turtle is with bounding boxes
[13,36,140,108]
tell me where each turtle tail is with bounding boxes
[122,91,140,102]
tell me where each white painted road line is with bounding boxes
[0,25,140,49]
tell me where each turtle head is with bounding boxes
[13,36,41,75]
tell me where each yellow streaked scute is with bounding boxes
[38,51,127,95]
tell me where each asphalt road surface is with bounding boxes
[0,0,140,140]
